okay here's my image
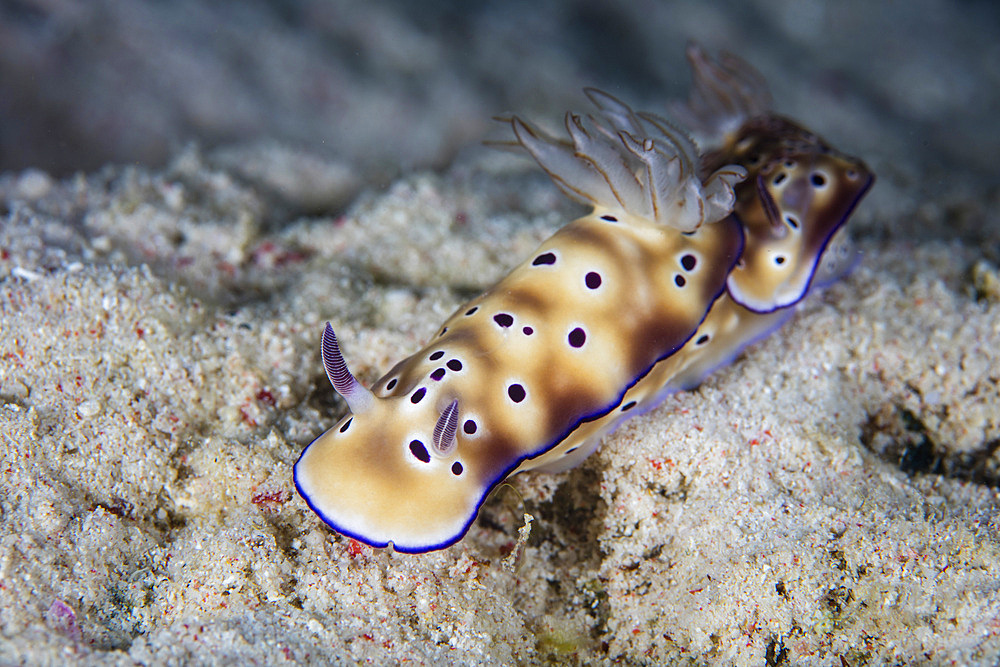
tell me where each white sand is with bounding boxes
[2,143,999,664]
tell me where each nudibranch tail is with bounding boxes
[511,88,747,232]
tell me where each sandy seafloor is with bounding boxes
[2,1,1000,665]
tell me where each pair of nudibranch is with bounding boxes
[294,45,874,553]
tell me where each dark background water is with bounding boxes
[2,0,998,222]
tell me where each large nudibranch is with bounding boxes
[294,45,874,553]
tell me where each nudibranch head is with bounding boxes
[294,325,494,553]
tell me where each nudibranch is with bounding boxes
[294,45,873,553]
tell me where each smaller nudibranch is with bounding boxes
[294,45,873,553]
[709,116,873,313]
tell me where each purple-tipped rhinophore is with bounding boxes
[432,399,459,456]
[322,323,373,414]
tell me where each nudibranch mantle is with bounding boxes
[294,45,873,553]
